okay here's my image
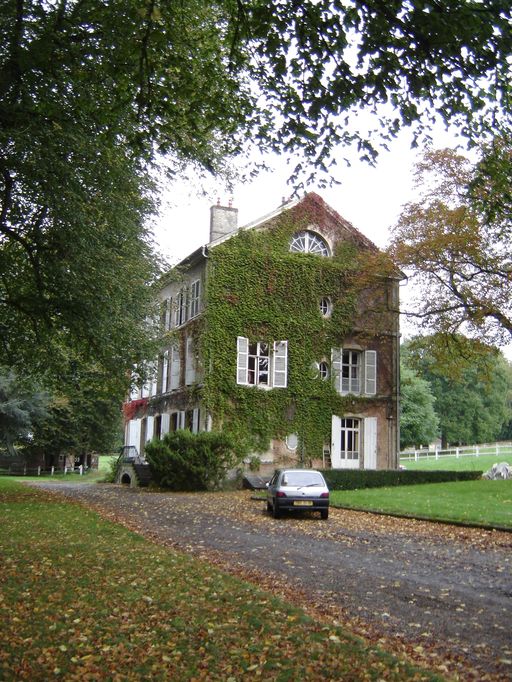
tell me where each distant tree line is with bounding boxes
[400,336,512,450]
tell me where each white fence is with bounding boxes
[400,441,512,463]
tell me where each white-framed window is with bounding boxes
[236,337,288,388]
[318,361,329,380]
[174,289,188,327]
[319,297,332,317]
[340,418,360,461]
[342,349,361,394]
[289,230,330,257]
[331,348,377,396]
[189,280,201,318]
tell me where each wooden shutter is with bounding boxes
[185,336,195,385]
[192,408,200,434]
[237,336,249,385]
[331,348,342,394]
[161,413,170,436]
[363,417,377,469]
[272,341,288,388]
[170,345,181,390]
[365,350,377,395]
[161,351,169,393]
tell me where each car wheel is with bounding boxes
[321,509,329,520]
[272,500,281,519]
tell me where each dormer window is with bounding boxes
[289,230,330,257]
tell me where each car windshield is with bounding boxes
[282,472,324,487]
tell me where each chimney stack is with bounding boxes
[210,201,238,243]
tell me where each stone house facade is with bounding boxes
[124,193,402,473]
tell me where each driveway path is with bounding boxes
[32,482,512,680]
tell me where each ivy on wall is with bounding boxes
[200,209,376,462]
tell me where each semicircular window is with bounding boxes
[289,230,330,257]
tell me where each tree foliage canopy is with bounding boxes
[389,145,512,346]
[1,0,510,385]
[403,336,511,447]
[0,369,47,455]
[399,360,439,449]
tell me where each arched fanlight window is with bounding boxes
[289,230,330,257]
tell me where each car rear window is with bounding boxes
[283,472,324,486]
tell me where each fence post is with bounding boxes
[37,466,41,476]
[51,466,54,476]
[435,446,439,460]
[414,449,418,461]
[23,465,26,475]
[456,448,459,458]
[476,446,479,457]
[64,466,67,475]
[79,465,83,476]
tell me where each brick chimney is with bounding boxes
[209,199,238,243]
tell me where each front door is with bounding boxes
[331,416,360,469]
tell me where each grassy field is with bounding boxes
[330,479,512,528]
[400,453,511,472]
[0,478,439,681]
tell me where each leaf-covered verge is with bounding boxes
[0,480,439,681]
[330,479,512,529]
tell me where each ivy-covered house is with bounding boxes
[124,193,402,472]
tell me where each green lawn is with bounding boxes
[400,452,511,472]
[330,479,512,528]
[0,479,439,681]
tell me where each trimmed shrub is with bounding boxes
[145,430,239,491]
[321,469,483,491]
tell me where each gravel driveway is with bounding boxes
[31,482,512,680]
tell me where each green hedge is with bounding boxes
[320,469,483,491]
[145,430,239,491]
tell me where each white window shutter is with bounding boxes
[237,336,249,385]
[178,410,185,430]
[192,408,200,434]
[272,341,288,388]
[365,350,377,395]
[331,348,342,394]
[161,413,170,436]
[363,417,378,469]
[170,345,181,390]
[167,297,173,330]
[161,351,169,393]
[185,336,195,385]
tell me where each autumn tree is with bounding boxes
[1,0,510,387]
[389,145,511,346]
